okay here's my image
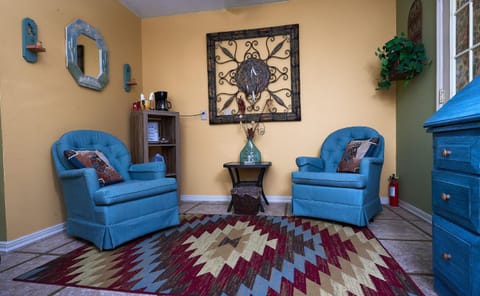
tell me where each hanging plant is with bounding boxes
[375,33,429,90]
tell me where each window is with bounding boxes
[438,0,480,108]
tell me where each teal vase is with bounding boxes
[240,138,261,164]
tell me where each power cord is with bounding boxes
[180,113,202,117]
[180,110,208,119]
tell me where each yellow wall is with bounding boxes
[0,0,396,242]
[142,0,396,198]
[0,0,142,240]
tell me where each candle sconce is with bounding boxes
[123,64,137,92]
[22,17,46,63]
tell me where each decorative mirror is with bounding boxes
[65,19,109,91]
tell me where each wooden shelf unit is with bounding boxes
[130,110,180,193]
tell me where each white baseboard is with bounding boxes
[381,196,431,223]
[181,194,292,203]
[0,223,65,254]
[399,200,432,223]
[380,195,389,204]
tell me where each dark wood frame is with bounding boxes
[207,24,301,124]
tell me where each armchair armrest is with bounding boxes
[359,157,383,172]
[359,157,384,201]
[57,168,100,218]
[296,156,325,172]
[129,162,166,180]
[58,168,100,195]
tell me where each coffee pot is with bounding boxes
[154,91,171,111]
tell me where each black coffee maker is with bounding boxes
[154,91,171,111]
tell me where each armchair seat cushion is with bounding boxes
[292,171,367,189]
[94,178,176,206]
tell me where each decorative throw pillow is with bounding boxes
[64,150,124,186]
[337,138,379,173]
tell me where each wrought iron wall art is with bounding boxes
[207,24,300,124]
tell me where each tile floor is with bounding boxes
[0,202,436,295]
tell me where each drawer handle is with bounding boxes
[441,148,452,158]
[441,193,451,201]
[442,252,452,261]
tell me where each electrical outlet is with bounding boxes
[200,110,207,120]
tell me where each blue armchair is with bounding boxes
[291,126,384,226]
[51,130,179,250]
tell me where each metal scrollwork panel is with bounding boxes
[207,24,301,124]
[65,19,109,91]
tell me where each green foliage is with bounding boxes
[375,33,429,90]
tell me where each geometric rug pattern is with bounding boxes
[15,214,424,295]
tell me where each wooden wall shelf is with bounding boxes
[26,42,46,52]
[22,18,45,63]
[126,79,137,86]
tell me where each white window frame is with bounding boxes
[437,0,480,109]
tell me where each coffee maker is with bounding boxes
[154,91,171,111]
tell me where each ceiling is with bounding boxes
[119,0,286,18]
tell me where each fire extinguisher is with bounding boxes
[388,174,399,206]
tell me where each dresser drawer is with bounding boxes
[433,215,480,296]
[433,133,480,174]
[432,170,480,234]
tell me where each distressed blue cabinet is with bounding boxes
[425,77,480,296]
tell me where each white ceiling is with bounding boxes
[119,0,287,18]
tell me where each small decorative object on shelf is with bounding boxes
[238,92,268,165]
[240,138,261,164]
[147,121,159,142]
[22,17,46,63]
[240,120,263,164]
[139,93,151,110]
[150,153,164,162]
[239,91,271,164]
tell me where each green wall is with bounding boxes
[396,0,436,214]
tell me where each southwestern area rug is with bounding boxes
[15,214,424,296]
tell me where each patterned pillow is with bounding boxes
[337,138,379,173]
[64,150,124,186]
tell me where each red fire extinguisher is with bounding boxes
[388,174,399,206]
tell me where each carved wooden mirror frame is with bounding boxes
[65,19,109,91]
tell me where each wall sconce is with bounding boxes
[123,64,137,92]
[22,17,46,63]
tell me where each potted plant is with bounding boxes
[375,33,429,90]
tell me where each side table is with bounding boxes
[223,161,271,212]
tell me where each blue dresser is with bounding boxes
[424,77,480,296]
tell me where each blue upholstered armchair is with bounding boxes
[291,126,384,226]
[51,130,179,250]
